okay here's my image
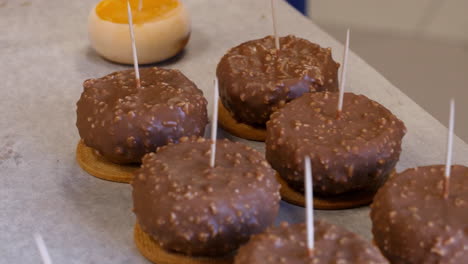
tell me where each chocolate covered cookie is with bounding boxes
[217,35,339,140]
[77,67,208,164]
[235,221,388,263]
[266,92,406,208]
[132,137,280,259]
[371,165,468,264]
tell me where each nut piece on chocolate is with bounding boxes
[132,137,281,257]
[371,165,468,264]
[217,35,339,127]
[76,67,208,164]
[266,92,406,197]
[235,221,389,264]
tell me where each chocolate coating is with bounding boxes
[132,137,281,257]
[371,165,468,264]
[235,221,389,264]
[76,67,208,164]
[266,92,406,197]
[217,35,339,127]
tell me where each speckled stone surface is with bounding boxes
[1,0,468,263]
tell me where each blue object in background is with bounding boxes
[286,0,307,15]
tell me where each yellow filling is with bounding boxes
[96,0,179,24]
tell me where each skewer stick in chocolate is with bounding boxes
[127,1,141,89]
[270,0,280,50]
[444,99,455,199]
[210,79,220,168]
[34,234,53,264]
[337,29,350,117]
[304,156,314,255]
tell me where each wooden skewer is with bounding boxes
[127,1,141,89]
[270,0,280,50]
[337,29,350,118]
[34,234,53,264]
[210,79,220,168]
[138,0,143,12]
[444,99,455,199]
[304,156,314,256]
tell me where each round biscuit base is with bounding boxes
[76,140,138,183]
[134,223,233,264]
[218,100,266,142]
[275,173,390,210]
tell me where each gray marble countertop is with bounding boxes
[1,0,467,263]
